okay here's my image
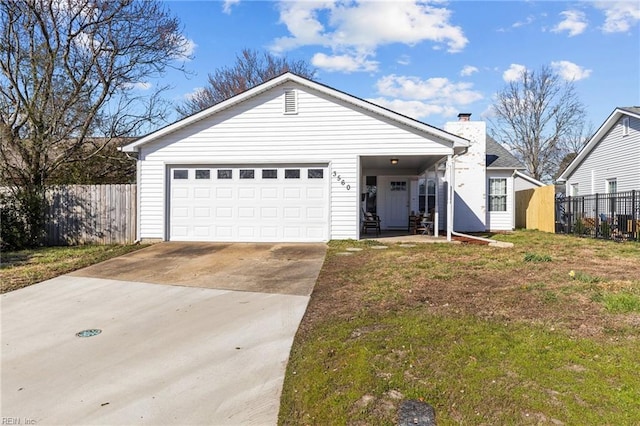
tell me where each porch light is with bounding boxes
[390,158,399,165]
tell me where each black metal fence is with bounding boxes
[555,190,640,241]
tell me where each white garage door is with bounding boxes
[168,165,329,242]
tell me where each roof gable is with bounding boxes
[122,72,469,152]
[486,136,525,169]
[557,107,640,181]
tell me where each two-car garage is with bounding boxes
[168,165,329,242]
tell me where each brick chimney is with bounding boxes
[458,113,472,121]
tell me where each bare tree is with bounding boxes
[489,65,587,182]
[554,120,595,180]
[0,0,189,247]
[177,48,316,117]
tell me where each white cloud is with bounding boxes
[595,1,640,33]
[222,0,240,14]
[460,65,479,77]
[397,55,411,66]
[552,10,588,36]
[311,52,378,73]
[512,15,535,28]
[367,98,457,120]
[376,74,483,105]
[551,60,592,81]
[171,37,197,61]
[503,64,527,82]
[183,87,205,101]
[124,82,152,90]
[271,1,467,73]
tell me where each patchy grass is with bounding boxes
[0,244,148,293]
[523,252,552,262]
[279,230,640,425]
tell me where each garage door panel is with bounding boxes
[194,188,210,198]
[173,188,189,198]
[260,187,278,199]
[193,226,210,237]
[283,187,301,199]
[260,207,278,218]
[307,207,324,219]
[284,207,301,219]
[169,165,328,242]
[238,207,255,218]
[216,187,233,198]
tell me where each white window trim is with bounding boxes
[606,178,617,194]
[488,178,507,212]
[622,117,629,136]
[571,183,579,197]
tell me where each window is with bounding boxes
[284,89,297,114]
[571,183,579,197]
[240,169,255,179]
[285,169,300,179]
[390,181,407,191]
[173,169,188,179]
[365,176,377,214]
[195,169,210,179]
[262,169,277,179]
[217,169,232,179]
[622,117,630,136]
[607,179,617,194]
[418,178,436,212]
[488,178,507,211]
[308,169,323,179]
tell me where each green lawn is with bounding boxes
[279,231,640,425]
[1,244,148,293]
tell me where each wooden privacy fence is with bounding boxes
[46,184,136,245]
[515,185,555,233]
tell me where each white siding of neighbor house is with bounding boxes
[486,170,515,231]
[137,81,454,240]
[514,175,541,191]
[566,115,640,194]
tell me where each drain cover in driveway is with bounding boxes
[76,329,102,338]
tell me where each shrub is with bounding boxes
[0,193,31,250]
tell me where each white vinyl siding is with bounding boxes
[566,114,640,194]
[486,170,514,231]
[137,82,454,240]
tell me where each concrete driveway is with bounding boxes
[1,242,326,425]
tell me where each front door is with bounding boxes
[385,180,409,228]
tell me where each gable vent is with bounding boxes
[284,89,298,114]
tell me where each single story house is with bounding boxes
[122,73,527,243]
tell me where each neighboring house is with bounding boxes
[122,73,526,243]
[558,107,640,195]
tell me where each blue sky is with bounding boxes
[157,0,640,130]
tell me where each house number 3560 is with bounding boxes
[332,170,351,190]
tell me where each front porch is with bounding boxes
[359,153,453,241]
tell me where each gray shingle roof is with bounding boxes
[486,136,525,169]
[619,106,640,115]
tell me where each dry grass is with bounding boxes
[1,244,148,293]
[279,231,640,425]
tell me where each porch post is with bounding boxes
[433,163,439,237]
[446,154,454,242]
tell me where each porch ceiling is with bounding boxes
[360,155,445,175]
